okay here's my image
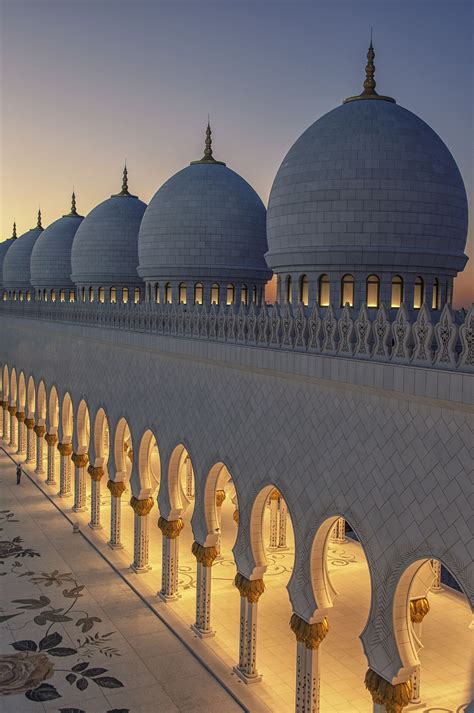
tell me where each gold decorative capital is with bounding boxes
[233,508,239,524]
[16,411,26,422]
[87,465,104,481]
[364,669,411,713]
[216,489,226,507]
[234,573,265,603]
[410,597,430,624]
[130,496,154,517]
[45,432,57,446]
[57,442,72,456]
[72,452,89,468]
[192,541,218,567]
[290,613,329,649]
[25,418,35,429]
[107,479,126,498]
[1,400,9,410]
[8,405,16,416]
[34,424,46,437]
[269,488,280,501]
[158,516,184,538]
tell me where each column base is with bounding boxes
[130,563,152,574]
[35,468,45,476]
[157,590,180,603]
[58,492,72,498]
[329,538,347,545]
[108,541,123,550]
[232,665,261,684]
[430,585,443,593]
[191,624,215,639]
[25,458,34,465]
[88,522,103,530]
[267,546,280,552]
[73,506,87,513]
[277,545,289,551]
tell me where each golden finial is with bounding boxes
[113,161,137,197]
[12,221,17,239]
[191,120,226,166]
[343,34,395,104]
[71,190,77,215]
[36,208,43,230]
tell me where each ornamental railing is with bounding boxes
[0,299,473,373]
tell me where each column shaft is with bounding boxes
[59,454,72,497]
[269,496,279,549]
[195,562,212,635]
[160,536,179,598]
[89,478,102,529]
[132,512,150,572]
[9,412,17,448]
[26,425,36,464]
[2,407,9,441]
[73,466,87,512]
[109,495,122,548]
[296,642,322,713]
[35,435,45,474]
[278,499,288,548]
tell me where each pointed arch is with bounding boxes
[75,399,90,451]
[17,371,26,410]
[93,407,110,466]
[113,417,132,479]
[2,365,9,399]
[167,444,191,520]
[61,392,73,441]
[202,461,234,546]
[10,368,17,403]
[37,381,47,423]
[48,386,59,431]
[137,429,161,497]
[27,375,36,417]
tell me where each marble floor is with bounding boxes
[1,447,472,713]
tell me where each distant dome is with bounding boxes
[266,55,468,280]
[0,225,17,290]
[71,169,146,287]
[138,126,271,286]
[2,213,44,291]
[30,194,83,290]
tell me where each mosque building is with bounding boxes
[0,43,472,713]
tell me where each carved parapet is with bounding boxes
[107,479,126,498]
[15,411,25,422]
[233,508,239,524]
[410,597,430,624]
[216,489,226,507]
[25,418,35,429]
[71,452,89,468]
[87,465,104,481]
[8,405,16,416]
[364,669,411,713]
[34,425,46,438]
[57,442,72,456]
[290,613,329,649]
[130,496,154,517]
[234,573,265,603]
[158,516,183,538]
[45,432,57,446]
[192,541,218,567]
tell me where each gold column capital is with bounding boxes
[88,465,104,481]
[192,541,218,567]
[34,424,46,437]
[364,669,411,713]
[25,418,35,429]
[107,479,126,498]
[1,400,9,410]
[72,452,89,468]
[45,432,57,446]
[233,508,239,524]
[8,405,16,416]
[57,442,72,456]
[290,613,329,649]
[216,489,226,507]
[15,410,25,422]
[234,573,265,603]
[130,495,154,517]
[410,597,430,624]
[158,516,183,538]
[269,488,280,500]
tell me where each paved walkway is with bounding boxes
[0,451,244,713]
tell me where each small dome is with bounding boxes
[0,225,17,290]
[30,194,83,290]
[138,126,271,285]
[2,213,44,291]
[71,169,146,286]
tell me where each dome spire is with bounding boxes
[36,208,43,230]
[343,34,395,104]
[113,161,137,198]
[191,119,226,166]
[64,189,83,218]
[12,221,17,239]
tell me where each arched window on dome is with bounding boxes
[110,287,117,304]
[2,291,7,301]
[164,283,172,304]
[299,274,309,306]
[122,287,129,304]
[211,283,220,305]
[414,276,424,310]
[154,284,160,304]
[81,287,85,302]
[44,290,48,302]
[366,275,380,308]
[134,288,141,304]
[285,276,292,304]
[432,278,440,310]
[178,282,187,305]
[226,284,235,306]
[51,290,56,303]
[341,274,354,307]
[391,275,403,308]
[252,286,257,304]
[69,290,75,303]
[19,291,23,302]
[194,282,203,305]
[241,284,248,306]
[146,284,151,302]
[98,287,105,304]
[318,274,330,307]
[446,280,453,305]
[60,290,66,303]
[88,287,94,303]
[26,291,31,302]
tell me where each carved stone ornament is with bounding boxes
[216,489,226,507]
[191,541,218,567]
[15,411,25,422]
[158,515,183,538]
[87,465,104,481]
[71,452,89,468]
[7,405,16,416]
[44,432,57,446]
[34,424,46,437]
[410,596,430,624]
[290,613,329,649]
[57,442,72,456]
[458,304,474,370]
[130,496,154,517]
[25,418,35,429]
[107,479,126,498]
[364,669,411,713]
[234,573,265,603]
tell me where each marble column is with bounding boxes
[130,496,154,572]
[365,669,411,713]
[291,614,329,713]
[233,573,265,683]
[233,508,239,525]
[215,489,226,559]
[268,489,279,549]
[88,465,104,529]
[44,433,58,484]
[278,497,288,549]
[8,406,17,448]
[72,453,89,512]
[16,412,26,456]
[34,425,46,474]
[185,457,194,498]
[0,400,4,439]
[409,597,430,705]
[107,479,126,548]
[430,559,443,592]
[57,442,73,497]
[330,517,346,544]
[25,419,36,464]
[191,541,218,637]
[2,401,9,441]
[158,516,184,600]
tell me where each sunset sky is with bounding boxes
[0,0,472,307]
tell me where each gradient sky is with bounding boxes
[1,0,472,306]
